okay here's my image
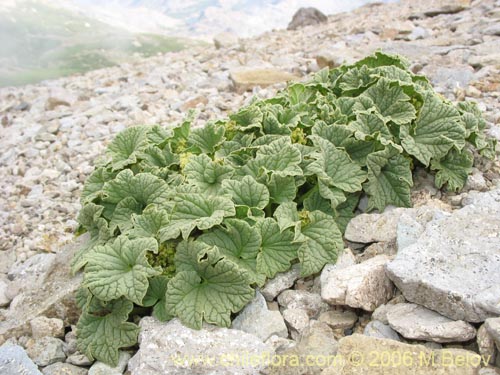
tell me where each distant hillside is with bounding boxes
[0,0,201,87]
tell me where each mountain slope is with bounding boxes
[0,0,199,87]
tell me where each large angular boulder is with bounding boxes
[322,334,482,375]
[386,303,476,343]
[0,235,87,343]
[386,189,500,322]
[128,317,273,375]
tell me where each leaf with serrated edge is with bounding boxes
[431,148,473,192]
[188,122,225,154]
[222,175,269,209]
[81,168,117,204]
[309,136,366,193]
[107,126,150,171]
[184,154,234,195]
[83,236,160,304]
[126,205,170,240]
[256,218,300,278]
[364,145,413,211]
[273,201,300,232]
[76,298,139,366]
[266,174,297,204]
[166,242,254,329]
[361,77,416,125]
[199,219,264,285]
[109,197,142,233]
[297,211,343,277]
[401,91,465,166]
[159,193,235,241]
[103,170,171,206]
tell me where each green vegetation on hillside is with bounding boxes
[0,1,198,87]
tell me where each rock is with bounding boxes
[356,241,397,263]
[344,208,404,243]
[423,0,471,17]
[364,320,400,341]
[408,26,430,41]
[0,343,42,375]
[477,325,497,365]
[230,68,297,93]
[287,7,327,30]
[268,321,338,375]
[265,335,296,353]
[318,310,357,330]
[67,352,94,366]
[46,97,71,110]
[386,189,500,322]
[282,308,310,333]
[322,334,482,375]
[26,336,66,367]
[0,279,12,307]
[464,168,488,191]
[88,351,130,375]
[213,32,239,49]
[386,303,476,343]
[64,330,78,356]
[371,296,406,325]
[231,291,288,341]
[261,264,301,301]
[321,255,393,311]
[128,317,273,375]
[485,318,500,350]
[469,53,500,69]
[0,236,86,344]
[479,368,500,375]
[42,362,88,375]
[277,290,328,317]
[483,24,500,36]
[30,316,64,339]
[8,253,57,295]
[425,66,475,92]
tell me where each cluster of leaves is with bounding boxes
[73,52,495,365]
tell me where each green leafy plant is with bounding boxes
[73,52,495,365]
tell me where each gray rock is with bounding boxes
[321,255,394,311]
[88,351,130,375]
[0,343,42,375]
[386,189,500,322]
[267,321,338,375]
[465,168,488,191]
[277,290,328,317]
[484,317,500,350]
[479,368,500,375]
[317,249,356,291]
[483,23,500,36]
[0,279,12,307]
[67,352,94,366]
[386,303,476,343]
[423,0,470,17]
[231,291,288,341]
[265,335,296,353]
[261,264,301,301]
[128,317,273,375]
[364,320,400,341]
[26,336,66,367]
[408,26,430,40]
[0,236,85,343]
[282,308,310,333]
[8,253,57,295]
[318,310,357,330]
[30,316,64,339]
[344,208,404,243]
[426,66,475,92]
[42,362,88,375]
[287,7,327,30]
[323,334,482,375]
[477,324,497,366]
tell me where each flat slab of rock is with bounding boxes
[322,334,482,375]
[344,208,404,243]
[230,69,296,93]
[277,290,328,317]
[128,317,273,375]
[386,189,500,322]
[0,236,86,343]
[231,291,288,341]
[386,303,476,343]
[484,318,500,350]
[321,255,393,311]
[0,344,42,375]
[261,264,300,301]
